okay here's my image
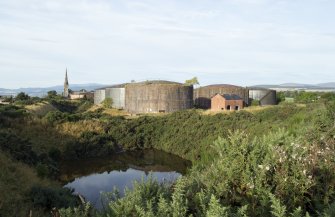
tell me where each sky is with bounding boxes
[0,0,335,88]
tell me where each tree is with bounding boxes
[251,99,260,106]
[47,90,57,99]
[15,92,30,101]
[2,96,13,103]
[276,92,286,104]
[102,98,113,109]
[185,77,199,86]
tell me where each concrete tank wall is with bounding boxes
[94,89,106,105]
[125,81,193,114]
[194,85,249,109]
[249,89,277,105]
[105,88,125,109]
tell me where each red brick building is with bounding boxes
[211,94,244,111]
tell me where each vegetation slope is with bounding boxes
[0,91,334,216]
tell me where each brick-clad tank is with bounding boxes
[249,88,277,106]
[194,84,249,109]
[125,80,193,114]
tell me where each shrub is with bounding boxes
[251,99,260,106]
[64,131,117,159]
[0,130,38,165]
[44,111,81,123]
[15,92,30,101]
[36,163,49,178]
[30,186,79,210]
[0,104,26,119]
[48,147,62,162]
[102,98,113,109]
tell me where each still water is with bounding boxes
[60,149,191,209]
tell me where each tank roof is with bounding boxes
[95,83,127,90]
[200,84,243,89]
[127,80,182,85]
[248,87,275,91]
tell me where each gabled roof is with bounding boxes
[212,93,242,100]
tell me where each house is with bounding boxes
[69,90,94,100]
[211,94,244,111]
[62,69,93,100]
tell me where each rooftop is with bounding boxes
[95,83,128,90]
[127,80,182,85]
[200,84,243,89]
[213,94,243,100]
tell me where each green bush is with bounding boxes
[44,111,81,123]
[36,163,49,178]
[102,98,113,109]
[15,92,29,101]
[48,147,62,162]
[0,130,38,165]
[30,185,79,210]
[251,99,260,106]
[0,104,26,119]
[64,131,117,159]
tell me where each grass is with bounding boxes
[0,152,53,217]
[25,101,57,117]
[57,120,105,138]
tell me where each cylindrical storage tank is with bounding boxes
[94,88,106,105]
[249,88,277,106]
[105,84,126,109]
[194,84,249,109]
[125,80,193,114]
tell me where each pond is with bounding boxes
[60,149,191,209]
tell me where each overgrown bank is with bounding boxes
[0,96,335,216]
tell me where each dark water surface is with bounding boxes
[60,149,191,209]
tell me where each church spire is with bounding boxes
[64,68,69,98]
[65,68,69,85]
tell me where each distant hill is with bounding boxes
[253,83,335,90]
[317,82,335,88]
[279,83,317,88]
[0,83,106,97]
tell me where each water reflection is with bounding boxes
[60,149,191,209]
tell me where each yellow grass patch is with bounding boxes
[25,101,57,116]
[57,120,105,138]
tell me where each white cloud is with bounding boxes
[0,0,334,88]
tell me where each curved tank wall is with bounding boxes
[249,88,277,105]
[194,84,249,109]
[94,84,126,109]
[125,81,193,114]
[105,86,126,109]
[94,89,106,105]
